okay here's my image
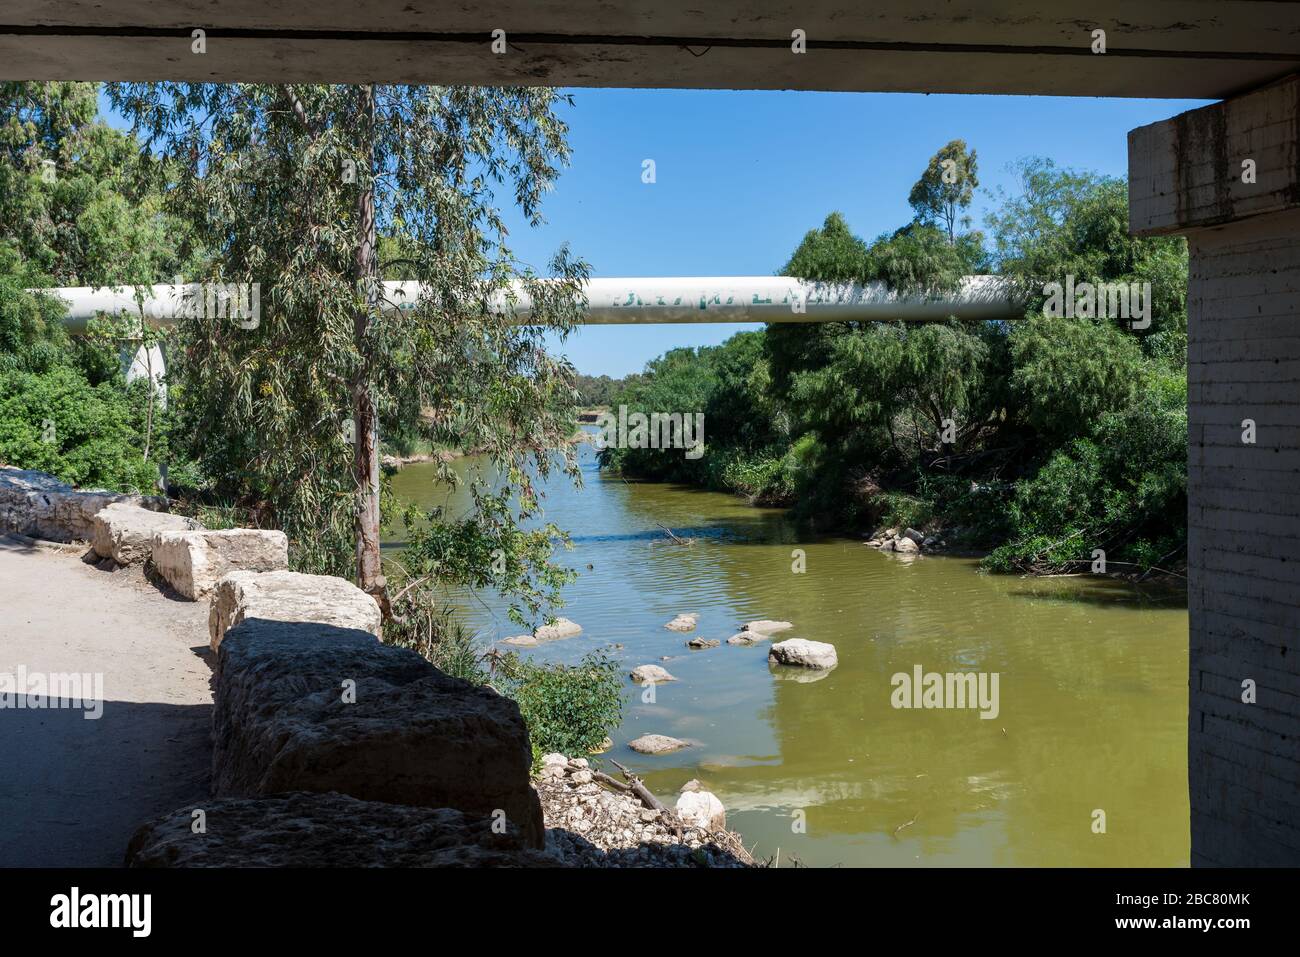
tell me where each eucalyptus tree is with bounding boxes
[908,139,979,244]
[109,83,589,611]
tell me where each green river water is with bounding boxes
[385,435,1189,867]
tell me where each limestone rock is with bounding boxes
[0,466,165,543]
[500,634,539,647]
[125,792,553,867]
[628,734,689,755]
[902,527,924,545]
[664,613,698,632]
[893,536,920,555]
[768,638,839,670]
[208,569,383,652]
[91,502,202,565]
[686,637,720,649]
[675,789,727,832]
[533,617,582,641]
[150,528,289,600]
[743,619,793,635]
[878,538,896,552]
[629,664,676,684]
[212,618,544,847]
[726,632,760,646]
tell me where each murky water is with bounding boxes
[385,435,1189,867]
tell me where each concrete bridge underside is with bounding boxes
[4,1,1299,866]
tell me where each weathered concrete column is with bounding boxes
[1130,75,1300,867]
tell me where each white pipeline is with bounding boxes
[48,276,1020,334]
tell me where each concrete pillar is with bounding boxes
[1130,75,1300,866]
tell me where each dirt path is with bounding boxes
[0,536,213,867]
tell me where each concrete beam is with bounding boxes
[3,1,1300,97]
[1130,74,1300,236]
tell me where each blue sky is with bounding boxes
[100,88,1209,377]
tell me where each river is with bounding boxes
[384,434,1189,867]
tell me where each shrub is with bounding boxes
[493,649,624,765]
[0,365,158,491]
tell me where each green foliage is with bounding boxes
[493,650,624,764]
[1009,313,1145,442]
[908,139,979,243]
[574,373,623,407]
[0,365,158,491]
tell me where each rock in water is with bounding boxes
[150,528,289,600]
[533,617,582,641]
[664,613,699,632]
[212,617,545,847]
[686,637,720,649]
[726,632,761,646]
[743,619,793,635]
[675,789,727,832]
[768,638,839,670]
[91,503,202,566]
[627,734,689,755]
[208,569,383,651]
[902,527,924,545]
[893,536,920,555]
[125,792,554,867]
[500,634,539,647]
[629,664,677,684]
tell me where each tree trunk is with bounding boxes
[352,84,388,617]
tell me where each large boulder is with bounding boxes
[627,734,689,755]
[533,617,582,641]
[125,791,554,867]
[629,664,676,684]
[92,503,202,566]
[768,638,839,670]
[208,569,382,652]
[212,618,544,847]
[0,466,165,543]
[675,788,727,832]
[150,528,288,599]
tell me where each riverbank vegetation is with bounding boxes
[599,143,1189,577]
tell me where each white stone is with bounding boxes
[769,638,839,670]
[533,617,582,641]
[630,664,677,684]
[151,528,289,600]
[208,569,382,651]
[91,503,202,565]
[743,619,793,635]
[894,536,920,555]
[664,613,698,632]
[675,790,726,831]
[627,734,689,755]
